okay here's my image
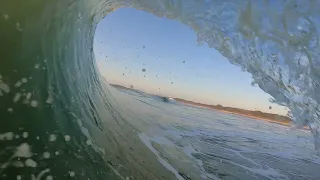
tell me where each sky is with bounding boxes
[94,8,288,115]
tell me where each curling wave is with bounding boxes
[0,0,320,179]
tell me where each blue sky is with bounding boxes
[94,8,288,115]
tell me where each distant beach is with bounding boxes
[111,84,309,129]
[174,98,291,126]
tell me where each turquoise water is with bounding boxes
[1,0,320,179]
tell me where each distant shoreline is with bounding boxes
[174,98,291,126]
[110,84,306,128]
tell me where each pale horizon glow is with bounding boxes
[94,8,289,116]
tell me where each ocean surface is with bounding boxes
[114,87,320,180]
[1,0,320,179]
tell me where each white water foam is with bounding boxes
[139,133,186,180]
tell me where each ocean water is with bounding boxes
[115,87,320,180]
[1,0,320,179]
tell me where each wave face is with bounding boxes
[0,0,320,179]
